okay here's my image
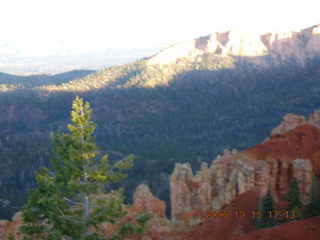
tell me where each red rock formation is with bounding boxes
[132,184,167,219]
[246,124,320,175]
[0,213,23,240]
[271,113,306,136]
[271,109,320,135]
[128,185,174,240]
[309,109,320,127]
[170,162,213,224]
[170,113,320,223]
[234,217,320,240]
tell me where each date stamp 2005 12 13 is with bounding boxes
[203,210,297,220]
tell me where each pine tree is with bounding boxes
[286,177,302,220]
[21,96,150,240]
[305,174,320,218]
[256,190,277,229]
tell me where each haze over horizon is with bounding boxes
[1,0,319,74]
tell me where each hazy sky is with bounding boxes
[1,0,319,56]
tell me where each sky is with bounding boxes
[0,0,320,56]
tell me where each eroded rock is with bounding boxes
[132,184,167,219]
[271,113,306,136]
[170,120,320,224]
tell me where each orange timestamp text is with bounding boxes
[203,210,297,220]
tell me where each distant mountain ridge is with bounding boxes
[37,24,320,92]
[147,24,320,66]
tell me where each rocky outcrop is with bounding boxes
[169,162,213,225]
[271,110,320,135]
[130,185,174,240]
[147,24,320,67]
[248,123,320,174]
[170,151,264,222]
[0,212,23,240]
[271,113,306,136]
[292,158,313,197]
[132,184,167,219]
[170,116,320,223]
[308,109,320,127]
